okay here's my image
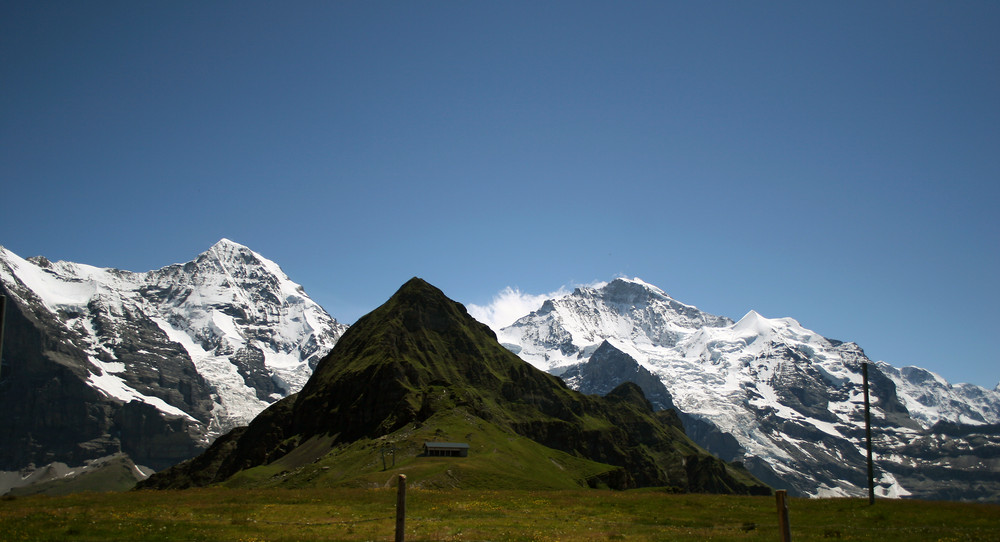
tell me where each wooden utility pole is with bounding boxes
[862,362,875,505]
[776,489,791,542]
[395,474,407,542]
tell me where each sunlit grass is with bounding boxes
[1,489,997,541]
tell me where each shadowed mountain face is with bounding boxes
[0,241,345,472]
[562,340,748,464]
[562,340,678,412]
[141,278,768,494]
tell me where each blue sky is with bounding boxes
[2,1,997,387]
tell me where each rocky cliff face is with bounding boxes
[562,340,677,412]
[492,278,1000,502]
[564,340,748,465]
[0,240,346,471]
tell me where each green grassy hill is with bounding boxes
[140,278,767,494]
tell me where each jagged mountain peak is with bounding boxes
[25,254,52,267]
[211,237,246,250]
[191,238,269,275]
[297,276,532,433]
[500,276,1000,501]
[202,238,266,268]
[142,278,768,495]
[0,242,346,472]
[600,276,670,300]
[381,276,487,333]
[326,276,499,362]
[566,277,689,310]
[497,277,732,372]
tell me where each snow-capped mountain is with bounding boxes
[0,240,346,471]
[491,277,1000,502]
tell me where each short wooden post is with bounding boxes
[395,474,406,542]
[776,489,791,542]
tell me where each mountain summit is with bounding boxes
[0,241,346,472]
[141,278,768,493]
[491,277,1000,501]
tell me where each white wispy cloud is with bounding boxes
[468,281,608,332]
[467,286,569,331]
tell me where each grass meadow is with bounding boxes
[2,487,999,541]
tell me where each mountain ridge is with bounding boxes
[490,277,1000,501]
[3,242,996,501]
[141,278,769,494]
[0,240,346,472]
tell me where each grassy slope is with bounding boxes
[2,488,997,541]
[221,408,622,490]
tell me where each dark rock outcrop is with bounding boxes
[0,285,209,471]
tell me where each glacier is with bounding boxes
[0,239,346,470]
[482,277,1000,501]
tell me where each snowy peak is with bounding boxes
[210,237,246,251]
[732,310,810,339]
[0,242,347,471]
[202,238,284,285]
[497,277,732,371]
[600,277,666,302]
[495,276,1000,501]
[732,310,771,336]
[583,277,692,312]
[205,239,257,269]
[725,310,830,365]
[164,239,304,320]
[879,363,1000,427]
[143,240,347,423]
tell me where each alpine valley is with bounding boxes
[2,241,998,502]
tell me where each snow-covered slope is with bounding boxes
[136,239,347,430]
[490,277,1000,501]
[0,240,346,470]
[878,363,1000,427]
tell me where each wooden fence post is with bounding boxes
[776,489,791,542]
[395,474,407,542]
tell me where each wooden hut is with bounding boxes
[422,442,469,457]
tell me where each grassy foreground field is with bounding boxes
[1,487,998,541]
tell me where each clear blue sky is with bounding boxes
[2,1,997,387]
